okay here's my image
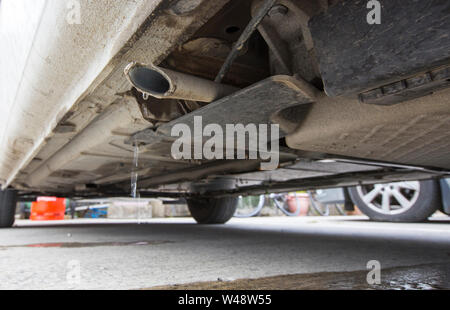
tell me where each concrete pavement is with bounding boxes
[0,216,449,289]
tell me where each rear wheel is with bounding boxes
[0,189,17,228]
[348,180,441,222]
[187,197,238,224]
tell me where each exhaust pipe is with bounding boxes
[124,62,239,102]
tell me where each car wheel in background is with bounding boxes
[187,197,238,224]
[348,180,441,222]
[0,189,18,228]
[234,195,265,218]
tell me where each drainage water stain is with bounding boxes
[147,263,450,290]
[0,240,173,249]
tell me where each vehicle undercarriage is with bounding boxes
[1,0,449,213]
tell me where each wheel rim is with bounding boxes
[235,195,265,217]
[356,181,420,215]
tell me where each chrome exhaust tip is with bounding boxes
[124,62,238,102]
[124,62,172,99]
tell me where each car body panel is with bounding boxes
[1,0,230,193]
[0,0,163,188]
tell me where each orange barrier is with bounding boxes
[30,197,66,221]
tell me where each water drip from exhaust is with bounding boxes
[131,141,139,199]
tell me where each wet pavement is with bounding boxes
[0,240,172,249]
[149,263,450,290]
[0,216,449,290]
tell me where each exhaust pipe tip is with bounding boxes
[124,61,239,102]
[124,62,172,98]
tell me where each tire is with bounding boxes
[0,189,18,228]
[348,180,441,222]
[187,197,238,224]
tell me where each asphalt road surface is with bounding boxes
[0,216,449,290]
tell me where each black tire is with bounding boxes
[348,180,441,222]
[0,189,18,228]
[187,197,238,224]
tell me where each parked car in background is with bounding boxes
[311,179,450,222]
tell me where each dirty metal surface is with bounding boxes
[359,66,450,105]
[165,0,270,88]
[309,0,450,98]
[144,75,317,141]
[231,160,381,182]
[127,75,317,165]
[286,87,450,170]
[12,0,231,191]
